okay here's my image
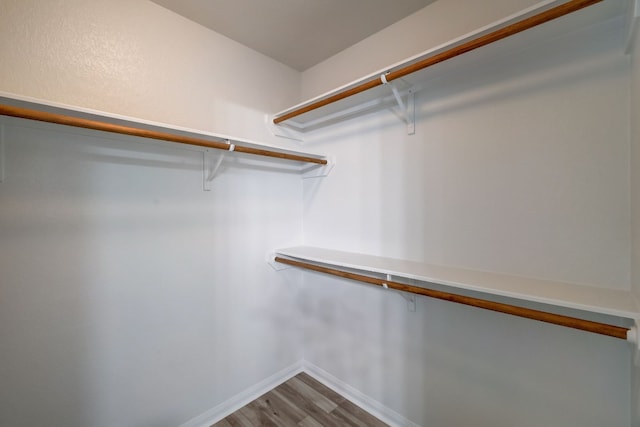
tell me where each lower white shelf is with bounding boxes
[275,246,639,320]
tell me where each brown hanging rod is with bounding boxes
[0,104,327,165]
[274,256,630,340]
[273,0,602,125]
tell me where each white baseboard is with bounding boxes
[179,361,304,427]
[301,360,420,427]
[179,359,419,427]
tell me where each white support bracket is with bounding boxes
[382,274,417,312]
[400,292,417,312]
[203,149,220,191]
[625,0,640,54]
[381,74,415,135]
[302,155,335,179]
[0,124,4,183]
[267,252,293,271]
[266,114,304,142]
[203,140,235,191]
[627,320,640,366]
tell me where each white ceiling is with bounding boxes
[150,0,436,71]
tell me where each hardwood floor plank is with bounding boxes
[216,410,255,427]
[296,373,346,406]
[297,415,325,427]
[273,384,347,426]
[333,400,389,427]
[286,376,338,413]
[327,408,365,426]
[211,418,233,427]
[263,386,314,422]
[254,389,307,426]
[245,400,285,427]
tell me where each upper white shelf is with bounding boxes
[276,246,640,320]
[272,0,628,132]
[0,92,330,174]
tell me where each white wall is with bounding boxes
[631,3,640,321]
[0,1,306,426]
[301,4,632,427]
[630,4,640,426]
[301,0,541,99]
[0,0,300,145]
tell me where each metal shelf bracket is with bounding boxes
[625,0,640,54]
[267,252,293,271]
[0,124,4,183]
[627,320,640,366]
[381,74,415,135]
[203,140,235,190]
[382,274,417,312]
[266,114,304,142]
[302,155,335,179]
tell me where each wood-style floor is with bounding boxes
[212,373,389,427]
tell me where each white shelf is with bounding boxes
[273,0,628,132]
[276,246,640,320]
[0,92,329,174]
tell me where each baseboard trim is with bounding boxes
[179,360,304,427]
[302,360,420,427]
[179,359,418,427]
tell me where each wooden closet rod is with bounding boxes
[0,104,327,165]
[273,0,602,125]
[274,256,630,340]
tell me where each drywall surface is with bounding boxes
[0,1,305,426]
[631,11,640,427]
[0,120,306,427]
[301,12,631,427]
[304,18,630,289]
[0,0,300,145]
[632,6,640,322]
[301,0,540,99]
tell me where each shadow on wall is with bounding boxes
[0,120,222,425]
[298,13,631,427]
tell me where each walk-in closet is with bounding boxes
[1,0,639,425]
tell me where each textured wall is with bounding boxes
[0,0,300,144]
[631,3,640,322]
[0,0,306,425]
[630,6,640,426]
